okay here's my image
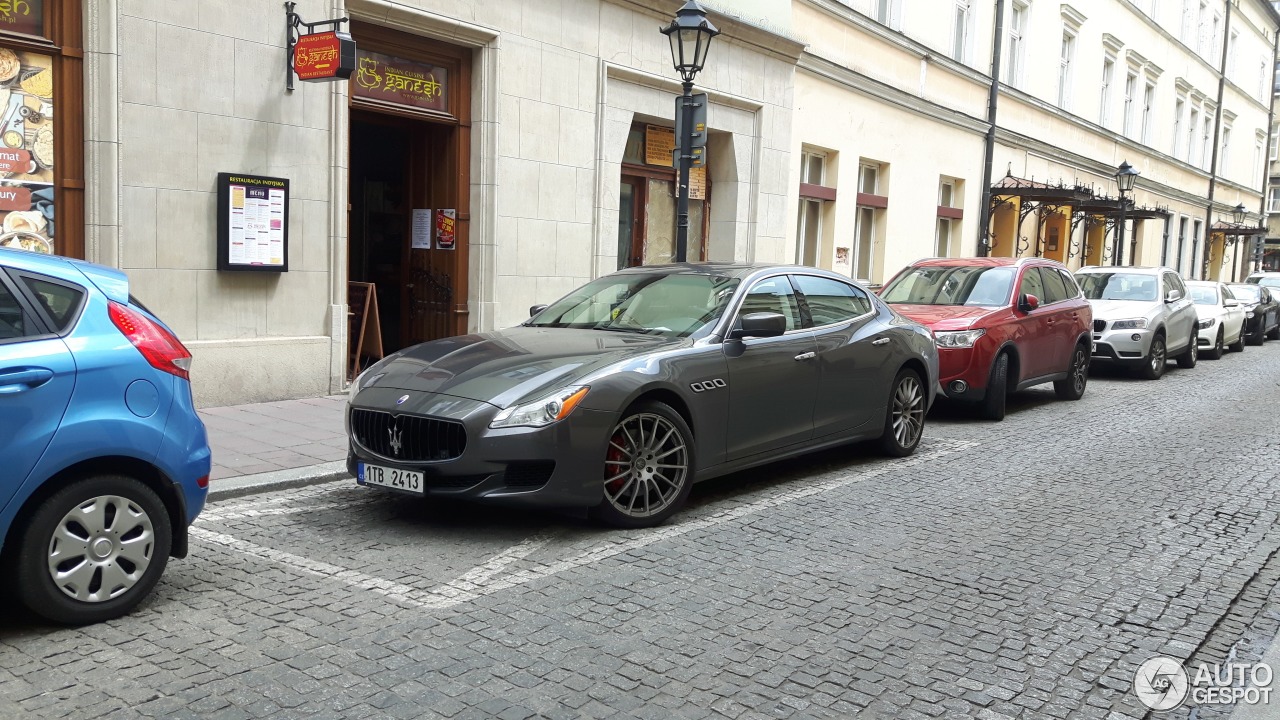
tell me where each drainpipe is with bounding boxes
[1200,0,1232,280]
[976,0,1006,258]
[1258,27,1279,275]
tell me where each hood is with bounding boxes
[1193,304,1226,320]
[361,326,679,407]
[1087,299,1159,321]
[888,304,1003,331]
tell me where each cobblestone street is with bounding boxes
[4,344,1280,719]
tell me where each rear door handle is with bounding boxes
[871,337,890,346]
[794,351,816,361]
[0,367,54,394]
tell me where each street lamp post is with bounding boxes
[661,1,718,263]
[1232,203,1247,225]
[1114,160,1139,267]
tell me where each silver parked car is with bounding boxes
[346,264,940,528]
[1075,266,1199,379]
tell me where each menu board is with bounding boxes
[645,125,675,167]
[217,173,289,272]
[0,49,55,255]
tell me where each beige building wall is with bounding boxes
[83,0,802,407]
[786,0,1277,285]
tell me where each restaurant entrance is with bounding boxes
[346,23,471,371]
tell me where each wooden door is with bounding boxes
[402,124,458,346]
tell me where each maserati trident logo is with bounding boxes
[387,421,403,457]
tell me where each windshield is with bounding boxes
[1188,286,1218,305]
[1256,277,1280,289]
[1230,285,1261,302]
[526,272,740,337]
[879,266,1015,306]
[1077,273,1159,301]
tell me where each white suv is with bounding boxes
[1075,266,1200,380]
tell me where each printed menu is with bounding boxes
[217,173,290,271]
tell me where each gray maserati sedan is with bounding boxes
[346,263,939,528]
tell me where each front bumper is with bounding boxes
[346,388,616,509]
[1091,323,1153,364]
[933,347,989,401]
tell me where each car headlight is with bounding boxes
[1246,312,1256,319]
[1199,318,1215,329]
[490,386,590,429]
[1111,318,1148,330]
[933,329,986,348]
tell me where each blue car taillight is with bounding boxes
[108,301,193,380]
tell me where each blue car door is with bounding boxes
[0,271,76,512]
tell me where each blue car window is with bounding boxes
[0,280,25,339]
[20,275,84,332]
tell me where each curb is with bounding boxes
[207,460,349,502]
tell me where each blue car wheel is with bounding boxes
[14,475,172,625]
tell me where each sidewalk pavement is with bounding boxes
[198,395,350,499]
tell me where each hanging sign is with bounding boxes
[292,30,356,82]
[352,49,449,113]
[217,172,290,272]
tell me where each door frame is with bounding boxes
[348,22,472,339]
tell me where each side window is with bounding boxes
[791,275,872,326]
[20,275,84,333]
[1222,285,1235,301]
[1018,267,1045,301]
[739,276,802,331]
[0,280,27,340]
[1037,268,1069,304]
[1166,273,1186,298]
[1056,269,1081,298]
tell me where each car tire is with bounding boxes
[590,401,694,529]
[1204,328,1224,360]
[1175,330,1198,369]
[1229,327,1245,353]
[13,475,172,626]
[1267,322,1280,341]
[1053,343,1089,400]
[979,353,1008,422]
[1249,324,1266,346]
[878,368,926,457]
[1140,333,1167,380]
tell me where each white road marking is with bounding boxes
[192,439,975,611]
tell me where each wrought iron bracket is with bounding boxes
[285,2,349,92]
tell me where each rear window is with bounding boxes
[21,275,85,332]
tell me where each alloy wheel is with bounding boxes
[1150,339,1165,372]
[46,495,155,603]
[603,413,689,519]
[891,374,925,448]
[1071,348,1087,394]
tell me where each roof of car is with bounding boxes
[611,262,846,280]
[0,245,80,280]
[910,257,1058,268]
[1076,265,1170,274]
[1184,279,1220,286]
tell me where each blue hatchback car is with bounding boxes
[0,247,209,625]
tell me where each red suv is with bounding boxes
[879,257,1093,421]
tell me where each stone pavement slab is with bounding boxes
[199,395,347,482]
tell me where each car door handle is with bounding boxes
[794,351,817,361]
[871,337,890,346]
[0,367,54,394]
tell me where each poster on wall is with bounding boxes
[435,209,456,250]
[0,49,55,255]
[411,208,432,249]
[216,172,290,272]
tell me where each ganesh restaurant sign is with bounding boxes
[0,0,43,38]
[351,49,449,113]
[292,31,356,82]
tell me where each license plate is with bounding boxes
[358,463,425,495]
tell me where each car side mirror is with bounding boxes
[729,311,787,340]
[1018,293,1040,312]
[1165,289,1181,303]
[1225,298,1239,308]
[529,304,548,318]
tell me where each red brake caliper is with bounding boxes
[606,430,629,493]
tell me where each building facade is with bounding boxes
[77,0,802,406]
[786,0,1278,288]
[15,0,1277,407]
